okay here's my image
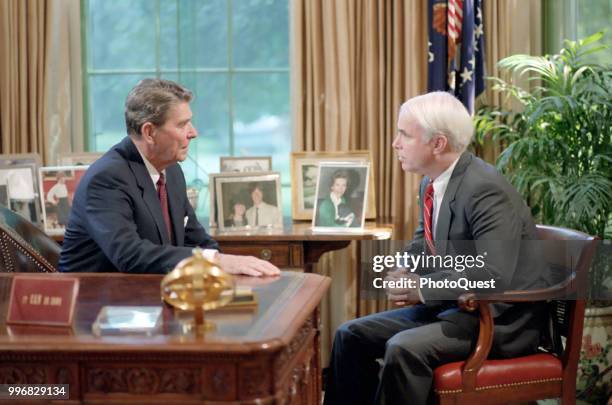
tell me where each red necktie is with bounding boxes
[157,173,173,244]
[424,181,436,255]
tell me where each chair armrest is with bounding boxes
[454,274,575,391]
[457,272,576,311]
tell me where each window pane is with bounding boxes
[577,0,612,64]
[89,74,143,152]
[160,0,179,70]
[232,72,290,213]
[88,0,157,70]
[85,0,291,219]
[177,0,228,69]
[232,0,289,68]
[174,72,230,214]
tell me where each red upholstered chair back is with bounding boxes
[0,205,60,272]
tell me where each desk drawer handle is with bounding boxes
[260,248,272,261]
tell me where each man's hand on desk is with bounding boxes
[218,253,281,277]
[385,269,422,306]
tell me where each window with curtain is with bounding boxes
[83,0,290,219]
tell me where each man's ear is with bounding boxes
[432,134,448,154]
[140,122,156,144]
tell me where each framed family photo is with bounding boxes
[215,172,282,230]
[312,162,369,232]
[220,156,272,173]
[291,151,376,220]
[0,154,43,225]
[58,152,103,166]
[39,166,89,235]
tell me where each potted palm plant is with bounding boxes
[474,31,611,403]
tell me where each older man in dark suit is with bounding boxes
[323,92,551,405]
[59,79,279,277]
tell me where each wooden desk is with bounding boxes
[0,271,330,404]
[51,221,393,272]
[211,221,393,272]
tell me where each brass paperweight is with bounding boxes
[161,248,234,331]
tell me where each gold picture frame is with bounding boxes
[291,151,376,220]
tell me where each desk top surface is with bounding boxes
[209,221,393,241]
[0,271,330,354]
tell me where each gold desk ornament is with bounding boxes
[161,248,234,331]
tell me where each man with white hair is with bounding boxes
[324,92,550,405]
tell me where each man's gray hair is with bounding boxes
[399,91,473,152]
[125,78,193,137]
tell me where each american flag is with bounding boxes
[427,0,485,114]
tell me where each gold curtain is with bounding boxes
[291,0,543,366]
[46,0,85,164]
[0,0,83,164]
[0,0,48,158]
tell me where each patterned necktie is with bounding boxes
[424,180,436,255]
[157,173,173,243]
[255,207,259,226]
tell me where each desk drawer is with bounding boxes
[218,242,303,268]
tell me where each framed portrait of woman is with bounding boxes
[291,151,376,220]
[312,162,369,232]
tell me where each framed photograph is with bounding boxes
[291,151,376,220]
[208,172,271,228]
[0,164,41,224]
[215,172,283,230]
[58,152,102,166]
[39,166,89,235]
[220,156,272,173]
[0,154,43,224]
[312,162,370,232]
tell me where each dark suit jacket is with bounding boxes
[407,152,551,357]
[59,137,219,274]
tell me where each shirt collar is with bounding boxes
[432,155,461,197]
[133,140,165,186]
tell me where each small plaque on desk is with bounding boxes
[7,276,79,327]
[92,306,163,336]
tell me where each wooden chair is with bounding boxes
[0,205,60,272]
[433,225,599,404]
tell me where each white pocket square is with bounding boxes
[184,216,189,227]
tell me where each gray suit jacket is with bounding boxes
[407,152,551,356]
[59,136,219,274]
